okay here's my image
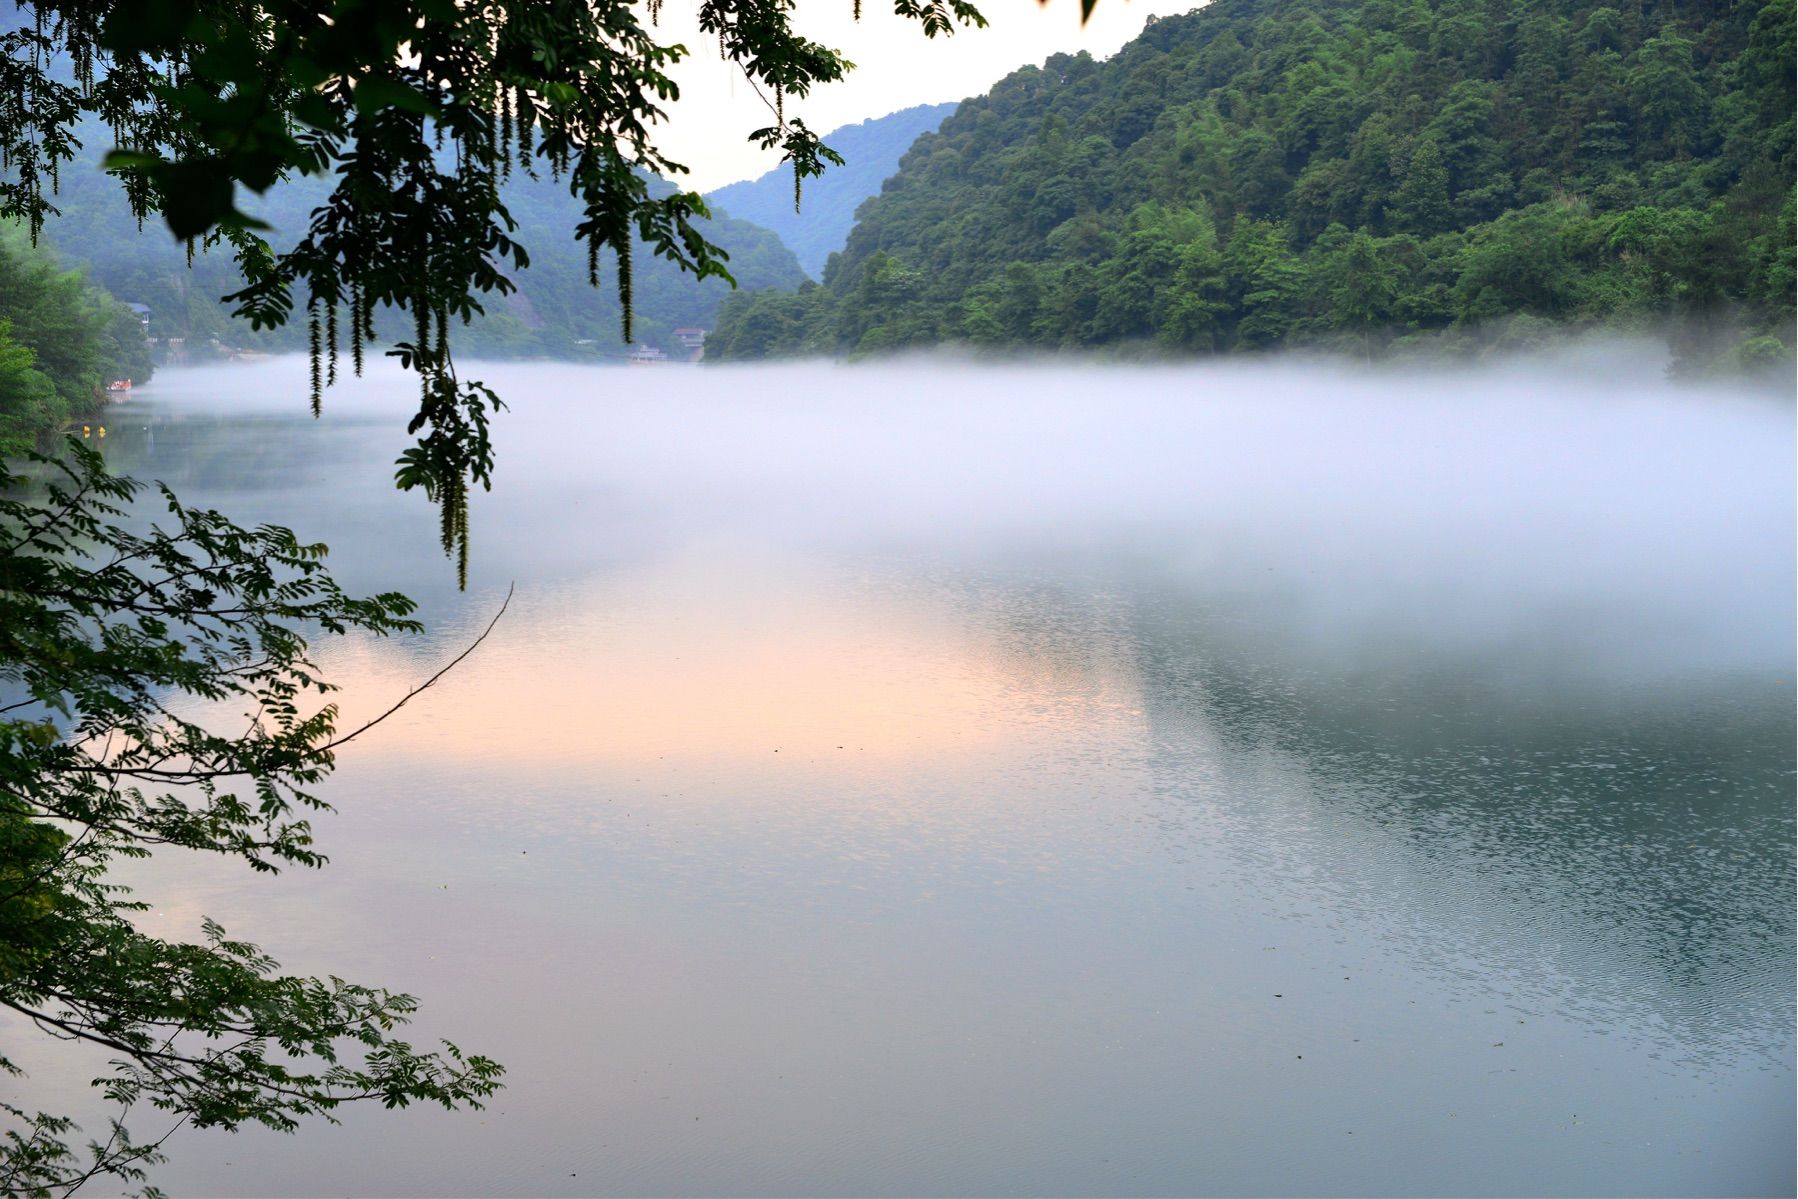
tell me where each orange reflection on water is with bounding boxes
[317,552,1147,775]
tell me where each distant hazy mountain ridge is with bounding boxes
[706,103,959,278]
[710,0,1795,369]
[32,135,807,361]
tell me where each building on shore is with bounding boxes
[626,343,669,366]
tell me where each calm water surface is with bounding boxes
[18,355,1794,1196]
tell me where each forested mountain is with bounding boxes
[706,103,959,277]
[0,229,152,453]
[35,135,807,360]
[711,0,1796,368]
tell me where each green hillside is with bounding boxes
[0,228,153,453]
[706,103,959,277]
[711,0,1795,369]
[36,135,807,361]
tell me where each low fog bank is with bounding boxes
[134,349,1793,680]
[631,350,1788,679]
[812,319,1797,394]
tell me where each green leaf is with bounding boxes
[353,76,441,117]
[154,160,235,240]
[286,55,333,90]
[102,149,163,171]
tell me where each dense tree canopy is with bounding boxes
[0,229,149,455]
[711,0,1797,368]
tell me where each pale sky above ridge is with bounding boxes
[654,0,1207,191]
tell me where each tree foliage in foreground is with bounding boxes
[710,0,1797,367]
[28,127,808,363]
[0,441,505,1195]
[1,0,986,578]
[0,4,993,1193]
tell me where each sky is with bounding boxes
[651,0,1206,191]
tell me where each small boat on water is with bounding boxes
[107,378,133,393]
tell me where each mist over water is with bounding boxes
[136,348,1792,671]
[35,353,1793,1196]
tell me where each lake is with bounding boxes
[21,351,1795,1196]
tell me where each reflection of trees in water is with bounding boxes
[107,387,683,640]
[99,398,372,488]
[97,398,521,636]
[1120,580,1794,1059]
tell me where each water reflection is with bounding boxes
[319,553,1147,772]
[1126,586,1794,1060]
[53,355,1794,1196]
